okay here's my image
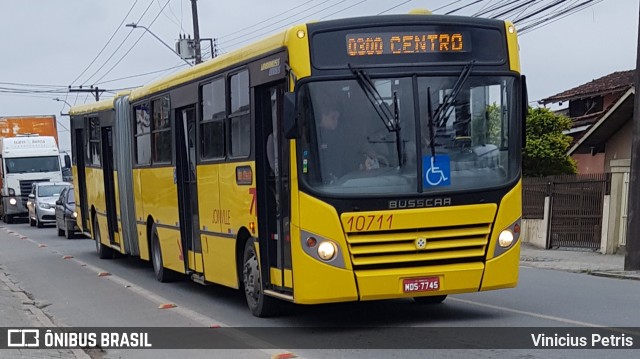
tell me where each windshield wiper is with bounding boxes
[348,64,399,132]
[431,60,475,128]
[348,64,404,166]
[425,60,475,159]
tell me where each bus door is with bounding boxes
[75,128,90,233]
[175,106,200,273]
[256,82,291,290]
[101,126,120,246]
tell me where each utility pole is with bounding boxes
[69,86,105,102]
[625,3,640,271]
[191,0,202,64]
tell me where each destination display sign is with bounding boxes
[311,25,506,69]
[346,32,470,57]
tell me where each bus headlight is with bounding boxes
[300,230,346,268]
[8,198,17,206]
[498,230,514,248]
[317,241,336,261]
[493,218,521,257]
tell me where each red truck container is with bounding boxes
[0,115,58,144]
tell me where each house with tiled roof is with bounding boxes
[539,70,635,174]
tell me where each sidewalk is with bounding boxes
[520,243,640,280]
[0,268,90,359]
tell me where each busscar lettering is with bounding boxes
[389,198,452,209]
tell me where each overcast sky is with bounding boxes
[0,0,637,152]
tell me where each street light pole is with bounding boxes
[53,98,72,108]
[191,0,202,64]
[126,23,193,67]
[625,4,640,271]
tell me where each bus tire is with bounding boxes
[94,215,113,259]
[151,226,179,282]
[413,295,447,304]
[242,238,278,317]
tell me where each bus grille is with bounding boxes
[345,223,492,270]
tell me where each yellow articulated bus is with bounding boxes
[69,12,526,317]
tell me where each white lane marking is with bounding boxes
[449,297,640,336]
[2,229,297,357]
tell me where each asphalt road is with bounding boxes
[0,219,638,359]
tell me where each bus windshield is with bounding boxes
[298,75,519,196]
[5,156,60,174]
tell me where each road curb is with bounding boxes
[589,271,640,281]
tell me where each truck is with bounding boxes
[0,116,69,223]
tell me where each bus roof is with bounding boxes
[128,30,289,102]
[69,90,132,116]
[69,98,114,116]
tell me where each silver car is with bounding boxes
[27,182,70,228]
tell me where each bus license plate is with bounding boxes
[403,277,440,293]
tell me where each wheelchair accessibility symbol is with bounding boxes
[423,155,451,187]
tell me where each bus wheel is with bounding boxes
[93,216,113,259]
[413,295,447,304]
[242,239,277,317]
[151,227,179,282]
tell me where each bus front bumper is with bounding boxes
[355,262,485,301]
[355,243,520,301]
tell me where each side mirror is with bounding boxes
[283,92,298,139]
[28,194,35,199]
[64,154,71,169]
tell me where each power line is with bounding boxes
[490,0,539,19]
[220,0,335,45]
[320,0,369,20]
[95,64,188,85]
[81,0,155,86]
[519,0,603,34]
[218,0,316,39]
[71,0,139,86]
[474,0,518,17]
[446,0,485,15]
[92,0,172,85]
[157,0,181,29]
[433,0,467,12]
[220,0,350,49]
[377,0,414,15]
[510,0,570,23]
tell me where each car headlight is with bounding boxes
[8,188,15,196]
[8,198,17,206]
[38,203,51,209]
[72,211,78,218]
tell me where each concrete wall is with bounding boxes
[522,197,549,249]
[522,219,547,248]
[604,159,630,254]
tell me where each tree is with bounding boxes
[523,107,577,177]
